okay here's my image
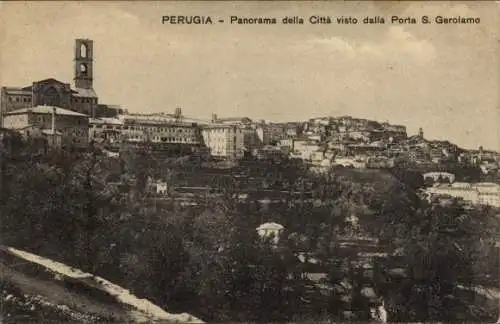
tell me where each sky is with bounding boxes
[0,1,499,150]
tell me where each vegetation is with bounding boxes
[1,141,499,322]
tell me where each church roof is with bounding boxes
[22,78,72,91]
[72,87,98,98]
[5,105,88,117]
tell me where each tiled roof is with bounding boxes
[72,87,98,98]
[202,123,239,129]
[5,105,88,117]
[89,117,123,125]
[257,222,284,230]
[3,87,31,96]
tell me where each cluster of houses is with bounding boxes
[2,84,499,177]
[1,38,498,171]
[1,38,500,211]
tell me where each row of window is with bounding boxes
[90,124,197,134]
[91,124,121,130]
[33,116,86,125]
[7,96,31,103]
[204,129,243,134]
[124,126,194,132]
[126,135,196,143]
[6,95,95,104]
[73,97,96,104]
[151,136,197,143]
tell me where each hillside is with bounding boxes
[0,245,203,323]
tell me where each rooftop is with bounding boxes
[257,222,284,231]
[5,105,88,117]
[2,87,31,96]
[202,123,240,129]
[42,129,63,136]
[72,87,98,98]
[89,117,123,125]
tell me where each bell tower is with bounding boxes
[74,39,94,89]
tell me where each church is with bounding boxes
[0,39,122,126]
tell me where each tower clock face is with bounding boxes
[80,64,87,74]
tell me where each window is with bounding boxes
[43,87,61,106]
[80,43,88,58]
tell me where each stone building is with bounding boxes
[201,124,244,160]
[1,38,117,125]
[117,113,202,146]
[2,105,89,149]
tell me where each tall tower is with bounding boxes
[74,39,94,89]
[418,127,424,139]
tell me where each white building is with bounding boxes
[334,157,367,168]
[117,114,201,145]
[156,181,168,195]
[475,183,500,207]
[293,139,321,160]
[89,117,123,142]
[426,182,500,207]
[423,172,455,183]
[201,124,244,160]
[256,222,284,245]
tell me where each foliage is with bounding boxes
[1,141,499,322]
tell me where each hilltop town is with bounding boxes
[1,39,499,209]
[1,39,499,323]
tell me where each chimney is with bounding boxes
[52,107,56,133]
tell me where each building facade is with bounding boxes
[201,124,244,160]
[2,106,89,148]
[89,117,124,143]
[256,123,289,145]
[118,114,201,145]
[426,182,500,208]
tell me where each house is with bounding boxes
[422,172,455,183]
[425,182,500,207]
[156,181,168,195]
[334,157,367,169]
[89,117,123,142]
[293,139,321,160]
[256,222,284,245]
[2,105,89,149]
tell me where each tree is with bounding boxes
[376,201,500,322]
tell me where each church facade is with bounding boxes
[0,39,120,126]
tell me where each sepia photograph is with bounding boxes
[0,1,499,323]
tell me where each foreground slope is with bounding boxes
[0,245,203,323]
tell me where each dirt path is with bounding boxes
[0,262,140,322]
